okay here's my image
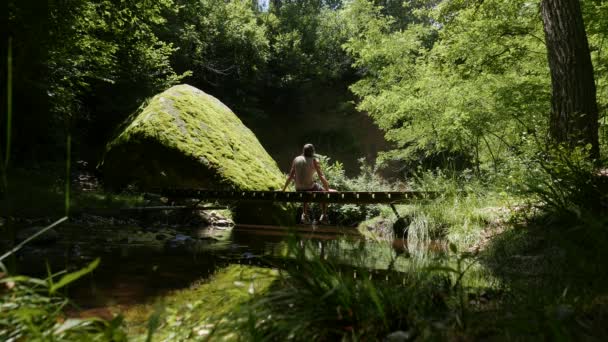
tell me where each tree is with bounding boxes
[6,0,184,159]
[540,0,600,159]
[343,0,550,172]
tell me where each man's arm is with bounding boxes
[313,159,330,191]
[282,161,296,191]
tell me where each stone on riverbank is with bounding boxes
[100,84,294,224]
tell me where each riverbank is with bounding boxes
[2,165,608,340]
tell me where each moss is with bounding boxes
[122,265,278,341]
[101,84,284,192]
[101,85,295,224]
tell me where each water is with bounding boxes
[10,223,378,310]
[7,221,446,316]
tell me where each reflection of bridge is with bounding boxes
[159,189,438,205]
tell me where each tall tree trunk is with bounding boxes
[540,0,599,159]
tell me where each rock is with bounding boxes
[70,244,83,258]
[164,233,196,253]
[16,227,59,245]
[384,330,413,342]
[213,219,234,227]
[100,84,293,224]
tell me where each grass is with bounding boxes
[0,259,127,341]
[3,165,607,340]
[218,237,502,341]
[121,264,278,341]
[215,211,608,340]
[476,217,608,339]
[357,183,516,254]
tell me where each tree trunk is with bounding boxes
[540,0,599,159]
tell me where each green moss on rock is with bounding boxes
[101,84,293,224]
[102,84,283,191]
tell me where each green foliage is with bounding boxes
[425,243,478,329]
[7,0,187,158]
[165,0,269,91]
[0,261,126,341]
[121,265,278,341]
[226,239,458,340]
[583,0,608,159]
[522,145,608,218]
[343,0,553,171]
[48,258,100,295]
[264,0,353,87]
[399,169,512,248]
[316,155,398,224]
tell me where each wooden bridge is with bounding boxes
[159,188,438,205]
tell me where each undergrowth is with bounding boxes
[217,237,503,341]
[0,164,147,218]
[0,259,126,341]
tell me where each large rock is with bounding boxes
[101,84,294,224]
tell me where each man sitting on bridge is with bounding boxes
[282,143,331,224]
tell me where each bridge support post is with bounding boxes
[390,204,401,219]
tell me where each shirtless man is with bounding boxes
[282,143,330,224]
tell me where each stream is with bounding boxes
[9,223,405,312]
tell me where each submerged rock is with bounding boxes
[164,234,196,254]
[101,84,294,224]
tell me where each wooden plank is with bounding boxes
[158,189,438,204]
[119,205,227,212]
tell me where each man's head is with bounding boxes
[302,143,315,158]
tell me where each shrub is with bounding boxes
[523,145,608,219]
[317,155,400,225]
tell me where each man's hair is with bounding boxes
[302,143,315,158]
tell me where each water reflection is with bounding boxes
[10,223,443,311]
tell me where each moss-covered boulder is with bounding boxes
[101,84,294,224]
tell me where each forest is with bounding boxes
[1,0,607,340]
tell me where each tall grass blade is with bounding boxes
[49,257,99,294]
[5,36,12,170]
[146,302,166,342]
[65,133,71,216]
[0,216,68,262]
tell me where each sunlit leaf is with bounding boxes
[49,258,100,294]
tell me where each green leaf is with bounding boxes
[49,258,100,294]
[146,302,166,342]
[1,275,48,287]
